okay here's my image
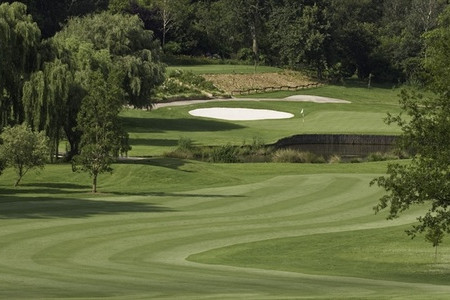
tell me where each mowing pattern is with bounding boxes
[1,173,449,299]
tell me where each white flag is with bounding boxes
[300,109,304,115]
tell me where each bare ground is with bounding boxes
[203,71,316,93]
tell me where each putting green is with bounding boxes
[1,165,449,299]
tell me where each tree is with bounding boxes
[0,153,5,176]
[268,1,330,77]
[194,0,245,57]
[0,124,49,186]
[72,71,127,193]
[371,7,450,248]
[23,11,164,159]
[0,2,41,128]
[108,0,132,13]
[135,0,191,48]
[375,0,447,82]
[52,12,165,108]
[22,59,73,161]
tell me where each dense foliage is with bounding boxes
[122,0,447,82]
[0,2,41,128]
[20,11,165,160]
[72,71,127,193]
[3,0,448,83]
[372,6,450,247]
[0,124,49,186]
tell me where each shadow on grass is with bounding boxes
[122,117,245,133]
[117,157,192,171]
[0,183,91,195]
[334,78,395,89]
[129,138,178,147]
[0,195,174,219]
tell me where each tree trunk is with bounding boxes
[250,26,259,73]
[14,166,24,187]
[92,174,97,193]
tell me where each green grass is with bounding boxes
[242,79,404,104]
[1,162,449,299]
[1,80,447,299]
[167,64,282,75]
[123,98,402,156]
[190,226,450,285]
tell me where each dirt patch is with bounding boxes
[203,71,316,93]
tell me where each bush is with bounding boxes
[163,137,196,159]
[328,154,342,164]
[0,124,49,186]
[272,149,325,163]
[169,69,219,91]
[163,41,182,55]
[177,137,195,151]
[366,151,399,162]
[210,144,239,163]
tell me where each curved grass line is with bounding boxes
[0,172,448,299]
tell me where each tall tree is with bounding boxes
[268,1,330,77]
[328,0,382,79]
[136,0,191,48]
[22,59,73,161]
[0,2,41,128]
[72,70,126,193]
[372,6,450,248]
[23,11,165,159]
[376,0,448,82]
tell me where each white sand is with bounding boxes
[189,108,294,121]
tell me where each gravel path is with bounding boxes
[153,95,350,110]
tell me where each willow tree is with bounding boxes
[22,11,165,159]
[0,2,41,128]
[54,11,165,109]
[22,59,73,161]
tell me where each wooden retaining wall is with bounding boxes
[273,134,398,148]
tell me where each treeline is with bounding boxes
[3,0,448,83]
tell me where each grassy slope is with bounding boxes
[0,162,449,299]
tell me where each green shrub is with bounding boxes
[272,149,325,163]
[272,149,302,163]
[163,137,197,159]
[163,149,194,160]
[177,137,195,151]
[210,144,239,163]
[157,77,194,95]
[169,69,219,92]
[366,151,399,162]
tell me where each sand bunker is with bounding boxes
[189,108,294,121]
[284,95,351,103]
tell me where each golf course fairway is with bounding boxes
[0,161,449,299]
